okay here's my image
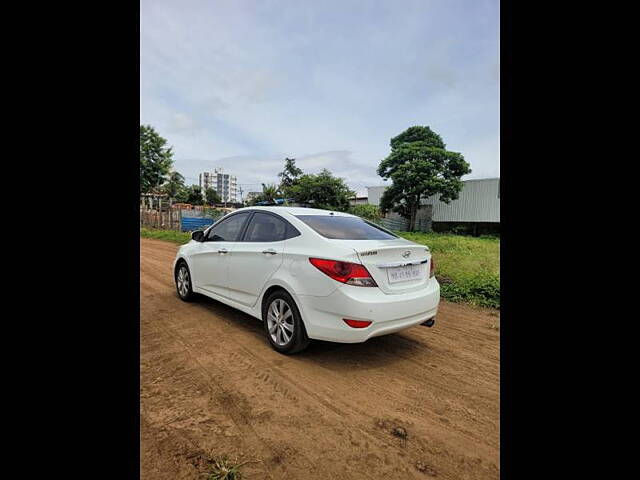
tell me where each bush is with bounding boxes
[439,271,500,308]
[348,204,382,221]
[396,231,500,308]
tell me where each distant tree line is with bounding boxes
[141,123,471,231]
[247,157,357,213]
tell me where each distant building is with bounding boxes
[349,196,369,206]
[245,191,262,203]
[367,178,500,235]
[199,168,238,203]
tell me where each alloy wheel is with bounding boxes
[177,266,190,298]
[266,298,294,346]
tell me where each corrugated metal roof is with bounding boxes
[367,178,500,223]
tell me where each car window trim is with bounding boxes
[236,211,255,242]
[203,211,252,242]
[238,210,301,243]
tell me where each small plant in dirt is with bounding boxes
[203,456,249,480]
[392,426,408,439]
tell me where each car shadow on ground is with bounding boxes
[193,293,430,369]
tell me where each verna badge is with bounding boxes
[402,251,411,258]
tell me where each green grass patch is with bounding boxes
[396,232,500,309]
[140,228,191,244]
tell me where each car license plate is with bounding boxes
[387,264,423,284]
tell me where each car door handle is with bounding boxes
[262,249,278,255]
[218,247,228,254]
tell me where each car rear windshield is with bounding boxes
[295,215,398,240]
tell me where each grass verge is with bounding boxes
[396,232,500,309]
[140,227,191,244]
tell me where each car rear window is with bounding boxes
[295,215,398,240]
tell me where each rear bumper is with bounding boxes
[295,277,440,343]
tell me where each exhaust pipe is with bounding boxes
[421,318,435,327]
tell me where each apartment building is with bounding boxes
[199,168,238,203]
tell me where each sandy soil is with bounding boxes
[140,238,499,479]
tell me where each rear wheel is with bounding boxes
[263,290,310,354]
[175,262,195,302]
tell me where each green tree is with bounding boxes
[278,157,303,191]
[348,204,382,222]
[140,125,174,194]
[204,187,221,206]
[287,169,355,211]
[174,186,189,204]
[247,193,266,206]
[184,185,204,205]
[162,171,185,204]
[377,126,471,231]
[261,183,280,204]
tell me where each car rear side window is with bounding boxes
[295,215,398,240]
[244,212,300,242]
[205,212,251,241]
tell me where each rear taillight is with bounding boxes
[309,258,377,287]
[430,256,435,278]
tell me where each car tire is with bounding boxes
[262,289,311,354]
[175,261,196,302]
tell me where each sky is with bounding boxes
[140,0,499,198]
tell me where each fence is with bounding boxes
[372,216,432,233]
[180,216,214,232]
[140,201,434,234]
[378,217,409,231]
[140,201,227,232]
[415,219,432,232]
[140,208,181,230]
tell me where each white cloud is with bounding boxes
[169,113,198,132]
[141,0,500,192]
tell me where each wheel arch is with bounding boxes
[260,284,290,317]
[259,281,306,325]
[173,255,191,279]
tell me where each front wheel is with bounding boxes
[175,262,195,302]
[263,290,310,354]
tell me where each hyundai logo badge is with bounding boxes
[402,251,411,258]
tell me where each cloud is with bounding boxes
[169,113,198,132]
[141,0,500,193]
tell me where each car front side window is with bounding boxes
[204,213,250,242]
[243,212,289,242]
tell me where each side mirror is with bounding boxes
[191,230,205,242]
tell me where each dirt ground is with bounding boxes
[140,238,500,479]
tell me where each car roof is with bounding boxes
[233,206,356,217]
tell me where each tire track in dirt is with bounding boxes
[144,287,378,479]
[148,316,319,479]
[140,237,499,479]
[145,277,497,453]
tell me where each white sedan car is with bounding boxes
[173,206,440,354]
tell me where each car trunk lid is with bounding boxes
[328,239,432,294]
